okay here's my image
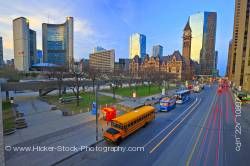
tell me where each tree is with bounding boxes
[141,66,155,95]
[109,68,124,99]
[54,66,67,97]
[70,70,84,106]
[0,66,21,82]
[86,67,100,95]
[44,66,67,98]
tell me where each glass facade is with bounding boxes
[37,50,43,63]
[42,17,73,69]
[129,33,146,59]
[29,29,37,66]
[46,25,66,65]
[189,13,204,63]
[189,12,217,75]
[152,45,163,57]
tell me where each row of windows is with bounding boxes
[112,112,154,130]
[47,53,66,65]
[48,41,65,50]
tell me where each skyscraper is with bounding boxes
[0,37,3,66]
[227,0,250,92]
[29,29,37,66]
[226,40,232,78]
[13,17,37,71]
[189,12,217,75]
[152,45,163,58]
[129,33,146,59]
[37,50,43,63]
[42,17,74,70]
[214,51,218,70]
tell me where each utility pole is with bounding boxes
[95,84,98,141]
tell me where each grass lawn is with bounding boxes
[42,92,119,113]
[103,84,166,97]
[2,101,15,130]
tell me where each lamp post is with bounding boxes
[132,91,136,102]
[112,83,115,99]
[95,84,98,142]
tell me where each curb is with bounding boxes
[51,139,104,166]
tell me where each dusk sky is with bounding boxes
[0,0,234,75]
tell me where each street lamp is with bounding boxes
[111,83,115,99]
[132,91,136,102]
[95,84,99,142]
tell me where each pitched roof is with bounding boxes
[184,20,191,31]
[162,50,185,64]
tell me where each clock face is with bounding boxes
[185,31,190,36]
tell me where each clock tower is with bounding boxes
[182,20,192,80]
[182,20,192,60]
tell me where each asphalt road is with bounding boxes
[56,84,249,166]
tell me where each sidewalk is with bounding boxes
[5,119,108,166]
[4,96,96,146]
[3,95,112,166]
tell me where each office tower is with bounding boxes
[228,0,250,91]
[29,30,37,66]
[214,51,218,70]
[189,12,217,75]
[89,49,115,73]
[42,17,74,70]
[37,49,43,63]
[152,45,163,58]
[226,40,232,78]
[118,58,130,71]
[13,17,37,71]
[0,37,3,66]
[129,33,146,59]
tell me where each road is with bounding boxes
[55,84,249,166]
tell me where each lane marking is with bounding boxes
[225,91,229,123]
[204,97,220,166]
[215,98,222,166]
[194,95,217,164]
[149,99,202,154]
[186,90,217,166]
[143,98,198,148]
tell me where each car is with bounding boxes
[217,86,223,94]
[193,85,201,93]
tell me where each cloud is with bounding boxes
[0,0,96,61]
[75,19,94,37]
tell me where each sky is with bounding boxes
[0,0,235,76]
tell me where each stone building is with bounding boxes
[129,21,196,80]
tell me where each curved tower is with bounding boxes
[42,17,74,71]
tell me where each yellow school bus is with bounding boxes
[103,106,155,144]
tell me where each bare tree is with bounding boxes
[0,66,21,82]
[54,66,67,97]
[86,67,100,95]
[70,71,84,106]
[141,66,155,95]
[109,68,124,99]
